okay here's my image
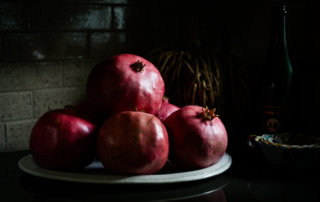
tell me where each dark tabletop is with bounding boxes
[1,149,320,202]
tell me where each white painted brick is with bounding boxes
[0,123,5,152]
[0,3,28,31]
[3,32,87,61]
[63,0,129,4]
[0,92,33,122]
[63,60,96,87]
[33,87,86,118]
[114,7,126,30]
[6,120,35,152]
[0,62,63,91]
[90,32,128,59]
[32,4,112,30]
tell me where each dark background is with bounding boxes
[128,0,320,153]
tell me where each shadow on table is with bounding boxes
[19,173,230,202]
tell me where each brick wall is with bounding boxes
[1,0,210,153]
[0,0,163,152]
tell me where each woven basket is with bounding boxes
[147,47,248,117]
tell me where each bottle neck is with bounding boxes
[257,2,293,107]
[282,6,293,78]
[269,3,292,73]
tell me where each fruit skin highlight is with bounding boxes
[164,105,228,170]
[97,111,169,175]
[86,53,165,119]
[29,107,98,170]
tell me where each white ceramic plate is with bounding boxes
[18,153,232,184]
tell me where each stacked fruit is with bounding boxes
[29,54,228,174]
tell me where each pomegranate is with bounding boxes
[97,111,169,174]
[86,53,165,118]
[164,105,228,170]
[29,107,98,170]
[156,97,180,122]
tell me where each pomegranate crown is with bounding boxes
[130,60,146,72]
[202,106,219,120]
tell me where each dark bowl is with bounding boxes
[249,133,320,170]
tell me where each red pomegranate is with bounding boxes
[97,111,169,174]
[86,54,165,118]
[156,97,180,122]
[29,107,98,170]
[164,105,228,170]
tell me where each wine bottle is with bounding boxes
[256,1,293,134]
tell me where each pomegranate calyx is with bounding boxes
[202,107,219,120]
[130,60,145,72]
[162,96,169,103]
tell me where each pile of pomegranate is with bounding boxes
[29,53,228,174]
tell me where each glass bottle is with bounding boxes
[255,1,293,134]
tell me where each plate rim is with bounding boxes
[18,153,232,184]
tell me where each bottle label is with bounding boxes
[266,117,280,133]
[256,105,292,134]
